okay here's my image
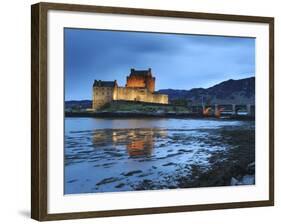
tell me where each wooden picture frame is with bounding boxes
[31,2,274,221]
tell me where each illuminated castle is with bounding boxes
[92,68,168,110]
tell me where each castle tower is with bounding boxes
[125,68,155,93]
[92,80,117,110]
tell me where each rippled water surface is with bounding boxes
[64,118,254,194]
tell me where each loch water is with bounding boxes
[64,117,255,194]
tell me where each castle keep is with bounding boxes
[92,68,168,110]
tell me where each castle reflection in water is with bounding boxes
[92,129,167,157]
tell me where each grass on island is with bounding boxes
[99,101,190,113]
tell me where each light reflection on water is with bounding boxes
[64,118,253,194]
[92,129,167,157]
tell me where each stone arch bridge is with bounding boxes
[190,104,255,116]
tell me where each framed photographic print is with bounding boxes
[31,2,274,221]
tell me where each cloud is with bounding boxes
[64,28,255,100]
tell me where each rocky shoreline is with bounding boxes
[132,127,255,190]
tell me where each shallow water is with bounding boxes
[64,117,254,194]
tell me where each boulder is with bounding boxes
[247,162,255,175]
[241,175,255,185]
[230,177,239,186]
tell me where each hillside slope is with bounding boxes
[157,77,255,105]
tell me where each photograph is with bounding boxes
[64,28,256,194]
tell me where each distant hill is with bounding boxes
[65,100,92,111]
[157,77,255,105]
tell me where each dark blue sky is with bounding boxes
[64,28,255,100]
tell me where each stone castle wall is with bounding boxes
[92,86,115,109]
[92,86,168,110]
[115,87,168,104]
